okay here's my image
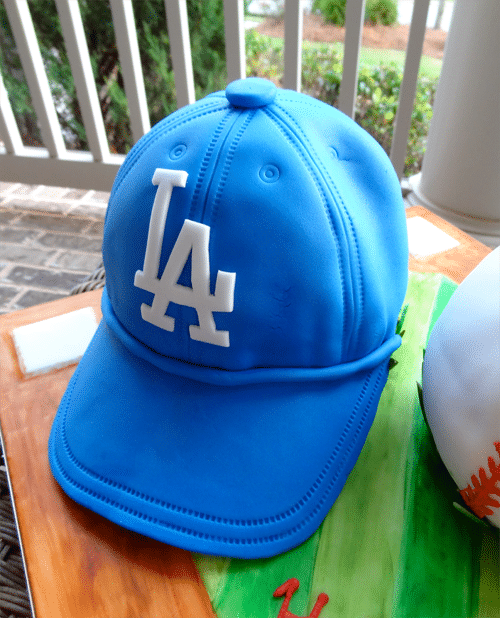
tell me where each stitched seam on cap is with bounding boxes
[275,96,326,110]
[189,110,236,220]
[263,106,348,357]
[209,110,255,226]
[54,366,383,542]
[278,102,365,353]
[109,101,228,203]
[273,103,365,355]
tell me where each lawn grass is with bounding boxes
[309,40,442,80]
[247,32,443,81]
[305,40,443,81]
[358,46,442,80]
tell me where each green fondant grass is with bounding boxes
[391,273,484,618]
[310,272,443,616]
[194,529,321,618]
[194,272,499,617]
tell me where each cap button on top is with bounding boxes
[226,78,277,108]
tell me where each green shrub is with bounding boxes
[313,0,398,27]
[365,0,398,26]
[315,59,435,176]
[245,30,284,83]
[312,0,347,26]
[0,0,228,154]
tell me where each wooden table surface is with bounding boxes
[406,206,491,283]
[0,207,492,618]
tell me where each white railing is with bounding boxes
[0,0,431,191]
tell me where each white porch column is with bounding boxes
[410,0,500,247]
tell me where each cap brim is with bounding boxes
[49,308,395,559]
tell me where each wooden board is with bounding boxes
[406,206,492,283]
[0,207,493,618]
[0,290,216,618]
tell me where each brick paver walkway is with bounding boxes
[0,182,108,314]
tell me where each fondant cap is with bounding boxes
[49,78,408,558]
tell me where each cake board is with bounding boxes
[0,290,216,618]
[0,207,497,617]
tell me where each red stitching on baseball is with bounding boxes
[459,442,500,518]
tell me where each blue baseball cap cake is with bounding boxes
[49,78,408,558]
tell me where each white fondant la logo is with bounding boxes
[134,168,235,347]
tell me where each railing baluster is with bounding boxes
[109,0,151,144]
[284,0,303,91]
[0,73,24,155]
[338,0,366,118]
[223,0,246,83]
[390,0,431,179]
[0,1,435,193]
[3,0,66,158]
[54,0,110,162]
[164,0,195,108]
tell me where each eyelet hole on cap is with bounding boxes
[169,143,187,160]
[329,146,339,159]
[259,164,280,183]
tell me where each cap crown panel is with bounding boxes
[103,86,407,372]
